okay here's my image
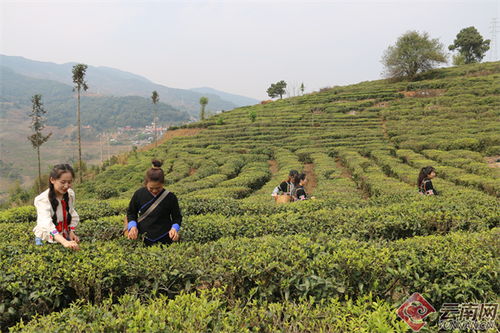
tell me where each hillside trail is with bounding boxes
[139,128,203,151]
[381,119,389,140]
[303,163,317,194]
[268,160,279,175]
[335,158,370,200]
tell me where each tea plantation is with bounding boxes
[1,62,499,332]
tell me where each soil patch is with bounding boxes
[374,101,389,108]
[485,155,500,168]
[268,160,279,175]
[400,89,445,98]
[303,163,317,194]
[467,70,495,77]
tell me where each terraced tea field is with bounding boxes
[1,62,499,332]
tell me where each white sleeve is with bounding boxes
[34,194,57,241]
[68,189,79,229]
[272,185,280,196]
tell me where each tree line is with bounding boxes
[266,26,491,98]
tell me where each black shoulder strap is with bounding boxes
[138,190,170,223]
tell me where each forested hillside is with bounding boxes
[1,61,499,331]
[0,66,190,129]
[0,55,240,115]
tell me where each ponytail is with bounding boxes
[145,159,165,184]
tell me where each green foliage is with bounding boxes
[95,186,119,200]
[2,61,499,331]
[12,291,408,332]
[449,26,491,64]
[151,90,159,104]
[28,94,52,192]
[267,80,287,99]
[27,95,52,150]
[199,96,208,120]
[45,95,188,131]
[396,149,500,196]
[248,110,257,122]
[1,229,498,329]
[382,31,447,80]
[0,205,37,223]
[216,116,225,125]
[452,53,466,66]
[72,64,88,93]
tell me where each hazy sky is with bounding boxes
[1,0,499,100]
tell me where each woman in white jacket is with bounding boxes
[34,164,80,250]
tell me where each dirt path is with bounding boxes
[139,128,203,151]
[268,160,279,175]
[335,159,353,179]
[485,155,500,168]
[303,163,317,194]
[381,118,389,140]
[335,158,370,199]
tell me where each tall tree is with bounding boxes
[449,26,490,64]
[28,94,52,192]
[151,90,159,147]
[72,64,89,183]
[267,80,287,99]
[300,82,305,96]
[199,96,208,120]
[382,31,447,80]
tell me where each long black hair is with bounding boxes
[283,170,299,183]
[417,166,436,189]
[293,173,307,186]
[48,164,75,225]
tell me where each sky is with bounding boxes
[1,0,499,100]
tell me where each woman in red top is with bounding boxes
[34,164,80,250]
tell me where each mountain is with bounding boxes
[190,87,259,107]
[0,55,237,115]
[0,66,70,103]
[0,66,190,129]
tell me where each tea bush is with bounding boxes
[2,61,499,331]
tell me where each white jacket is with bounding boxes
[33,188,80,242]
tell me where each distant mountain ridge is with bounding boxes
[190,87,259,107]
[0,54,257,115]
[0,66,190,129]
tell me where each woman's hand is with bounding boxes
[128,227,139,240]
[169,228,180,242]
[69,231,80,243]
[63,240,80,251]
[54,233,79,250]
